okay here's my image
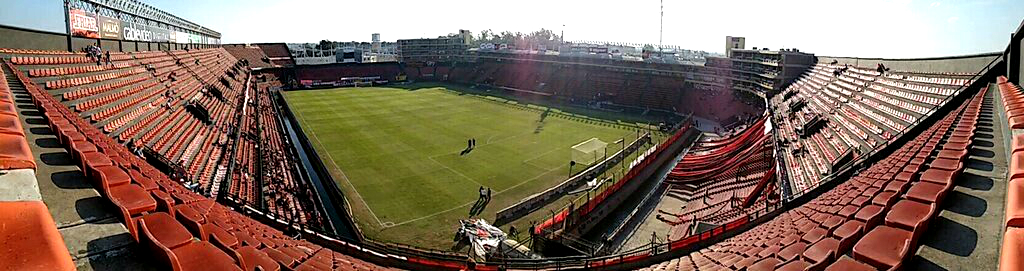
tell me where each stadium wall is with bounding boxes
[818,52,1001,74]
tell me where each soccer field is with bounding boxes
[284,84,659,248]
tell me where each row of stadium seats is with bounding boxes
[639,86,983,270]
[997,76,1024,271]
[0,61,78,270]
[3,47,265,224]
[772,63,974,196]
[0,68,34,169]
[4,58,392,271]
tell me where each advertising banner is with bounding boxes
[175,31,189,44]
[122,22,153,42]
[151,26,170,42]
[68,8,218,44]
[98,16,122,40]
[69,9,99,38]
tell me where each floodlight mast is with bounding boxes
[659,0,663,56]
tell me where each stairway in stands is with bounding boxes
[2,62,154,269]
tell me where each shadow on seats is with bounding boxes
[36,137,61,148]
[85,233,157,271]
[957,172,994,191]
[920,216,978,257]
[941,190,987,217]
[25,117,47,125]
[20,110,41,116]
[40,152,74,166]
[968,148,995,159]
[52,170,92,189]
[75,197,119,224]
[972,140,994,148]
[30,127,54,135]
[906,255,949,271]
[965,157,994,171]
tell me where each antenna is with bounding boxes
[659,0,664,56]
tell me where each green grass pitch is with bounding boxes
[283,83,659,249]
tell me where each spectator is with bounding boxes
[104,51,111,66]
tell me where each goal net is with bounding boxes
[572,138,608,165]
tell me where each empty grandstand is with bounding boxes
[0,0,1023,270]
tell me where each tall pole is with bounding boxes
[659,0,664,57]
[64,0,73,52]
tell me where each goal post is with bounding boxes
[572,138,608,165]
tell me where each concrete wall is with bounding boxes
[0,25,66,51]
[819,52,1001,74]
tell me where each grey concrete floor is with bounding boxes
[908,84,1007,271]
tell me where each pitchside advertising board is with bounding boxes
[68,8,219,44]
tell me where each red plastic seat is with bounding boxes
[853,226,912,270]
[920,168,957,186]
[904,181,948,204]
[0,201,76,271]
[263,247,299,268]
[1000,227,1024,271]
[929,157,962,172]
[884,200,936,236]
[0,133,36,170]
[871,191,898,208]
[833,219,865,253]
[1012,151,1024,179]
[138,212,242,271]
[854,204,885,229]
[803,237,840,267]
[777,242,808,262]
[1006,178,1024,228]
[802,227,828,244]
[237,246,281,271]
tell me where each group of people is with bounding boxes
[83,45,111,66]
[460,138,478,155]
[469,186,492,216]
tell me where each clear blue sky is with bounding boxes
[2,0,1021,58]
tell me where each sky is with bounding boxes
[1,0,1021,58]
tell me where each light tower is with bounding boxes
[659,0,664,57]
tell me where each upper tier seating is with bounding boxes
[772,63,975,196]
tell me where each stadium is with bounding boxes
[0,0,1023,270]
